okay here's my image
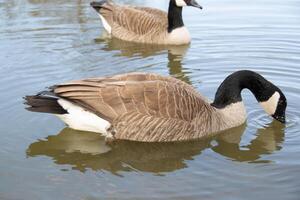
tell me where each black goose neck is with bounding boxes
[168,0,184,33]
[211,70,281,109]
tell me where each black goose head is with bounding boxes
[211,70,287,123]
[267,89,287,123]
[173,0,203,9]
[168,0,202,33]
[90,1,103,12]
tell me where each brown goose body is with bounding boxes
[25,71,287,142]
[101,4,170,44]
[90,0,202,45]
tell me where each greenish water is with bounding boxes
[0,0,300,199]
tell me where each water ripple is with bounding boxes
[0,0,300,199]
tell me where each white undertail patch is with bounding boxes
[260,92,280,116]
[175,0,187,7]
[56,99,111,136]
[98,14,112,34]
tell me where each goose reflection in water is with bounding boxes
[95,36,191,83]
[213,121,285,163]
[27,121,285,174]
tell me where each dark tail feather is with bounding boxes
[24,95,67,114]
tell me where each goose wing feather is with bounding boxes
[134,6,167,18]
[110,6,168,41]
[53,73,211,142]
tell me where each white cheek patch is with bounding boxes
[175,0,187,7]
[260,92,280,116]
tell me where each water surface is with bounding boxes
[0,0,300,199]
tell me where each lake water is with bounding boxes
[0,0,300,199]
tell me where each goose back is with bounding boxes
[111,6,168,44]
[53,73,215,141]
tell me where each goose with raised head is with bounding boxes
[90,0,202,45]
[24,70,287,142]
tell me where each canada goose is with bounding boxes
[24,70,287,142]
[90,0,202,45]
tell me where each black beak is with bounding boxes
[188,0,203,9]
[90,1,103,12]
